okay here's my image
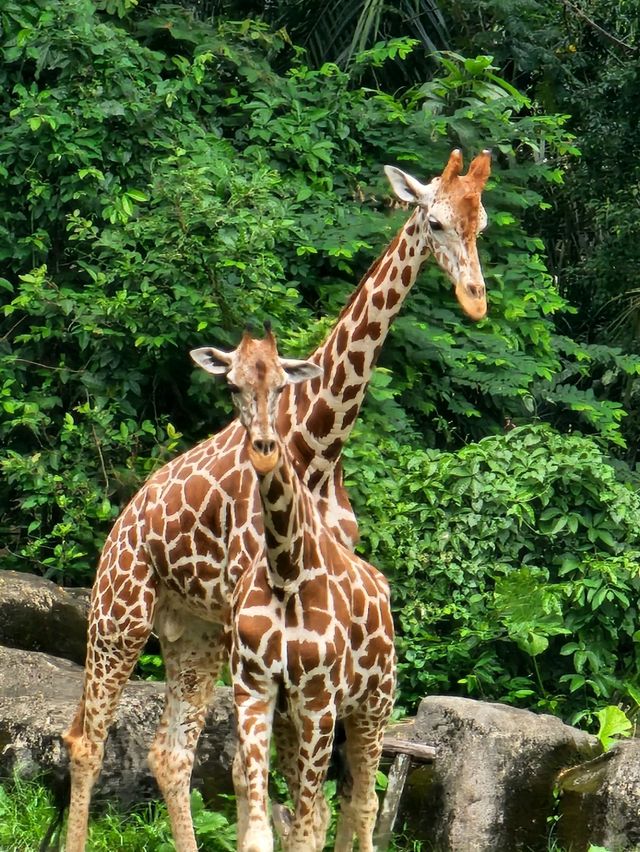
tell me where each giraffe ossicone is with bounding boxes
[62,150,491,852]
[194,327,396,852]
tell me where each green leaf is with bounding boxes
[596,706,632,751]
[520,632,549,657]
[126,188,148,202]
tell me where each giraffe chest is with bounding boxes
[231,554,395,719]
[231,566,356,694]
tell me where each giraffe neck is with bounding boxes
[282,207,431,473]
[256,443,320,591]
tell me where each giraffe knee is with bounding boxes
[148,743,169,788]
[148,742,194,796]
[350,791,379,852]
[64,700,85,745]
[64,730,105,786]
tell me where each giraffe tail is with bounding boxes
[330,719,353,796]
[271,801,293,842]
[39,762,71,852]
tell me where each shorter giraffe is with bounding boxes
[191,327,396,852]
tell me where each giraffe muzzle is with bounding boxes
[455,281,487,321]
[248,439,280,474]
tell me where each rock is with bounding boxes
[0,645,236,807]
[0,571,90,666]
[0,571,161,665]
[399,695,601,852]
[557,739,640,851]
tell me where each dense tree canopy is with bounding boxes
[0,0,639,723]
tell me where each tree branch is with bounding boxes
[560,0,637,53]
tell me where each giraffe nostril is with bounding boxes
[253,440,275,456]
[468,283,485,299]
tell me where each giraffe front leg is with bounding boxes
[148,618,225,852]
[234,683,277,852]
[270,711,330,850]
[63,696,103,852]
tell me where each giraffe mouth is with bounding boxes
[455,282,487,321]
[248,442,280,474]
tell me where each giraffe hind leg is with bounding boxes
[284,709,336,852]
[334,711,391,852]
[233,747,252,850]
[148,617,225,852]
[271,710,298,846]
[63,516,158,852]
[272,710,330,852]
[63,622,153,852]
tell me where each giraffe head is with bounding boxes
[385,149,491,320]
[190,326,323,475]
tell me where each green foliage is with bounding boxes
[138,653,167,680]
[345,423,640,718]
[0,775,429,852]
[0,0,600,586]
[0,776,58,852]
[233,0,451,79]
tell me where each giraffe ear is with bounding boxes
[466,149,492,190]
[384,166,428,204]
[190,346,233,376]
[280,358,323,385]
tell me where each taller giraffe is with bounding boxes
[63,150,491,852]
[279,148,491,543]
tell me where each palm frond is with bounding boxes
[280,0,450,69]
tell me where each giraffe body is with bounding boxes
[194,330,395,852]
[63,151,490,851]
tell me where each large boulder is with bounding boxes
[0,645,236,807]
[0,570,90,666]
[557,739,640,851]
[0,570,161,665]
[400,695,601,852]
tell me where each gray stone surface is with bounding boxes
[399,695,601,852]
[558,739,640,851]
[0,645,236,807]
[0,570,90,666]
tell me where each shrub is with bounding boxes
[345,423,640,720]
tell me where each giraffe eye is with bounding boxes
[276,385,286,394]
[428,217,444,231]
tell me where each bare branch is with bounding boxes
[559,0,637,53]
[382,737,436,762]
